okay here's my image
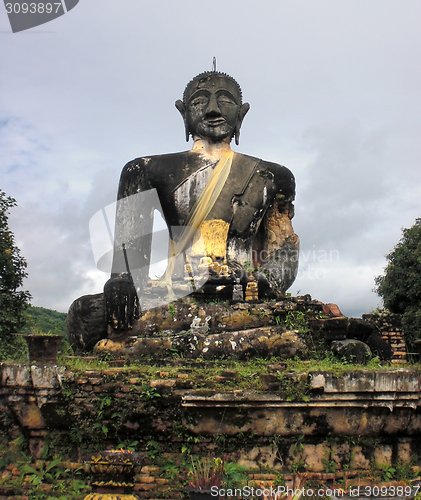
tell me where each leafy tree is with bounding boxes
[0,191,31,359]
[375,218,421,347]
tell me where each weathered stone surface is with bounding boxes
[95,338,136,353]
[347,318,375,342]
[365,332,393,361]
[149,379,176,391]
[397,438,412,463]
[238,447,260,468]
[67,293,107,351]
[12,402,45,429]
[350,446,370,469]
[310,369,420,394]
[362,310,407,363]
[183,384,421,437]
[320,371,375,392]
[375,369,419,392]
[323,303,343,317]
[69,70,301,345]
[374,445,392,467]
[1,364,31,387]
[238,446,279,469]
[327,408,386,434]
[331,443,350,468]
[30,365,62,389]
[382,409,412,434]
[322,317,348,340]
[259,374,281,391]
[2,361,421,468]
[106,326,308,360]
[331,339,372,364]
[127,300,279,338]
[301,443,330,472]
[309,373,326,390]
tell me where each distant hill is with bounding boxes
[22,305,67,336]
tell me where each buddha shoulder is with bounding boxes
[121,151,189,175]
[236,153,296,197]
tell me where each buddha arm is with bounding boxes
[105,159,156,333]
[110,159,155,281]
[256,192,300,295]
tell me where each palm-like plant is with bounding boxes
[187,457,224,490]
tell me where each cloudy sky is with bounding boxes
[1,0,420,317]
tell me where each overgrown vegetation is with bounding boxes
[1,265,419,496]
[375,218,421,350]
[0,191,31,361]
[60,351,413,390]
[0,435,90,499]
[1,404,420,499]
[21,306,67,336]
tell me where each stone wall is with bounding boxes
[1,363,421,475]
[362,311,407,363]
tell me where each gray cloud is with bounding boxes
[1,0,421,316]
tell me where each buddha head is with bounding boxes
[175,71,250,145]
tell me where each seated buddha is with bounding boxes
[68,69,299,348]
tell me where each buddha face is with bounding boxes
[185,76,240,142]
[176,74,249,144]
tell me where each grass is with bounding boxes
[56,353,420,394]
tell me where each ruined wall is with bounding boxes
[1,363,421,476]
[362,311,407,363]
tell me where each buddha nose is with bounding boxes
[205,94,221,116]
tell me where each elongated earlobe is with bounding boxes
[175,99,190,142]
[234,102,250,145]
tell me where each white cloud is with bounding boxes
[1,0,421,315]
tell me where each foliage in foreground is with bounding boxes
[22,305,67,336]
[375,218,421,348]
[0,191,31,360]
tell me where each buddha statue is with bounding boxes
[68,70,299,350]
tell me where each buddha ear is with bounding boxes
[234,102,250,146]
[175,99,190,142]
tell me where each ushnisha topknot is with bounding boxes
[183,71,243,105]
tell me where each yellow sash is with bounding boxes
[163,150,234,296]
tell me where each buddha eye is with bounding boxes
[218,96,236,105]
[190,97,209,107]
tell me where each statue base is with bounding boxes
[93,295,321,359]
[69,294,397,365]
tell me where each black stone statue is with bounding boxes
[68,70,299,350]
